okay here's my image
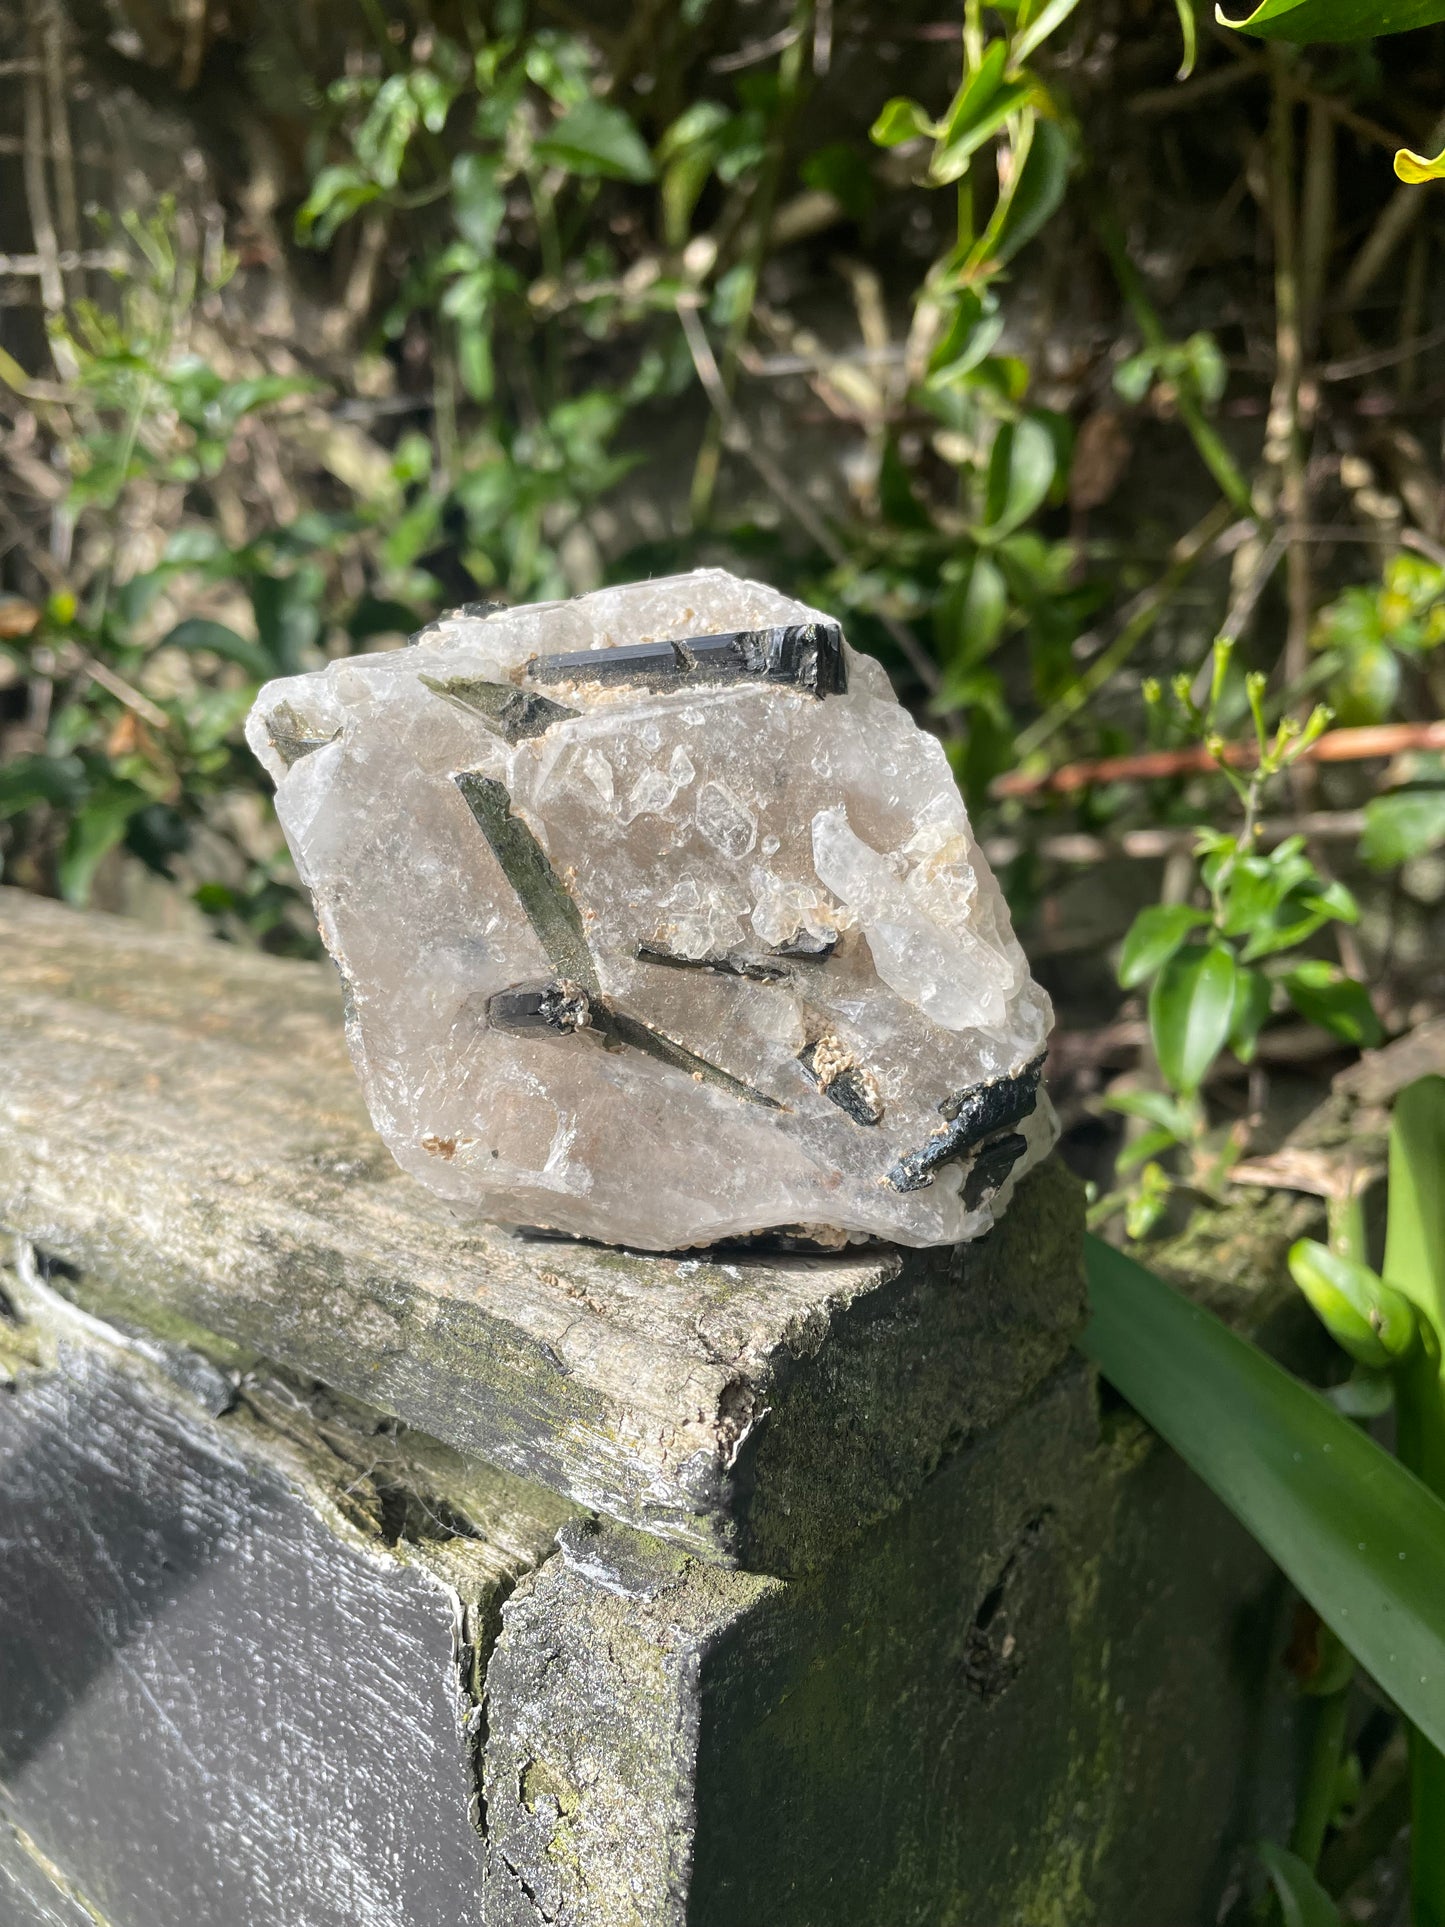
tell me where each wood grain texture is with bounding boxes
[0,1273,567,1927]
[0,887,1086,1570]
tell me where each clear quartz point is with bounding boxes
[246,570,1055,1249]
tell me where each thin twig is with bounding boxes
[21,33,75,381]
[72,654,170,731]
[994,721,1445,797]
[677,297,946,700]
[1267,52,1311,692]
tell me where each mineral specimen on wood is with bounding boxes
[246,571,1054,1249]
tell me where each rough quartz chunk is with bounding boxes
[246,571,1054,1249]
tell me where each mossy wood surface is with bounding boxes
[0,887,1084,1571]
[484,1369,1296,1927]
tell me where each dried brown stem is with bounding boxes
[993,721,1445,797]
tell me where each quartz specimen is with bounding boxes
[246,570,1054,1249]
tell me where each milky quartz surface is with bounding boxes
[247,571,1054,1249]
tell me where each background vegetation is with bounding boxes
[6,0,1445,1916]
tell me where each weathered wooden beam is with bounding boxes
[0,887,1085,1570]
[0,1263,572,1927]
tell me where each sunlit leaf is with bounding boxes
[534,99,655,182]
[1148,940,1237,1093]
[1014,0,1082,61]
[978,415,1056,540]
[1361,790,1445,870]
[1082,1234,1445,1758]
[161,617,272,682]
[1228,964,1274,1063]
[1217,0,1445,36]
[1282,962,1383,1048]
[1117,903,1211,988]
[869,96,937,148]
[1288,1238,1417,1368]
[986,115,1072,267]
[1384,1076,1445,1345]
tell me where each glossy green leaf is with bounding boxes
[927,289,1005,386]
[1148,941,1237,1094]
[1173,0,1199,76]
[1288,1238,1417,1368]
[1216,0,1445,39]
[1361,790,1445,869]
[1082,1234,1445,1758]
[931,44,1032,184]
[869,96,937,148]
[161,618,272,682]
[1117,903,1211,988]
[1228,965,1274,1063]
[534,99,655,182]
[1014,0,1083,60]
[978,416,1056,540]
[1257,1843,1342,1927]
[1385,1076,1445,1345]
[953,555,1008,665]
[1283,962,1384,1048]
[984,115,1072,267]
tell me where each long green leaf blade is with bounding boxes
[1082,1233,1445,1755]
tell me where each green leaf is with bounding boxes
[1397,144,1445,184]
[987,116,1071,266]
[1102,1087,1197,1137]
[296,164,382,248]
[534,99,655,182]
[869,96,937,148]
[1117,904,1211,988]
[0,752,86,821]
[251,571,323,676]
[1228,965,1273,1063]
[1283,962,1383,1048]
[1149,941,1237,1095]
[1081,1234,1445,1760]
[452,152,505,255]
[1117,1123,1185,1173]
[930,42,1031,186]
[978,416,1056,541]
[1173,0,1199,76]
[160,618,272,681]
[1256,1843,1342,1927]
[1287,1238,1417,1368]
[1384,1076,1445,1346]
[59,780,150,905]
[1361,791,1445,870]
[1216,0,1445,37]
[952,555,1008,665]
[927,289,1005,387]
[1014,0,1082,61]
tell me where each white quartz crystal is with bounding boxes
[246,571,1054,1249]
